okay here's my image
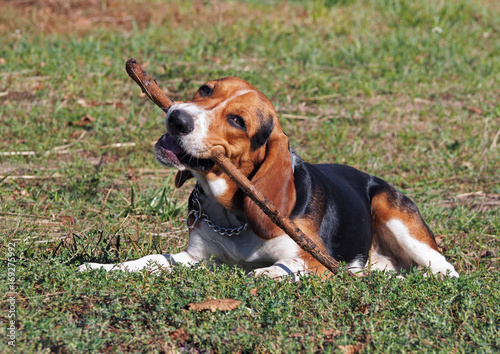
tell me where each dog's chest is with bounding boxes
[187,221,301,271]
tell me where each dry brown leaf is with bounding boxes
[435,234,445,252]
[185,299,242,312]
[59,215,75,225]
[338,344,362,354]
[168,328,188,342]
[324,328,342,342]
[71,114,96,126]
[249,288,259,296]
[465,106,483,115]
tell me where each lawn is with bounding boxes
[0,0,499,352]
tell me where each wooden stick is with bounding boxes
[125,58,175,113]
[210,151,341,274]
[125,58,341,275]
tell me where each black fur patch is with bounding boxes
[250,111,274,151]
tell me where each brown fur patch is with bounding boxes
[371,190,439,252]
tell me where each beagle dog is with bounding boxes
[79,77,459,279]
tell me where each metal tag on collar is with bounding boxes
[186,210,198,229]
[186,193,202,229]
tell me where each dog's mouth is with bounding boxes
[154,133,214,172]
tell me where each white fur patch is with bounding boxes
[207,178,228,197]
[368,251,399,272]
[386,219,459,277]
[78,254,172,273]
[346,255,368,276]
[78,252,202,273]
[215,89,252,111]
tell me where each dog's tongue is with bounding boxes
[159,134,184,155]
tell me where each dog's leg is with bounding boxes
[77,251,200,273]
[371,190,459,277]
[249,258,309,281]
[249,250,334,281]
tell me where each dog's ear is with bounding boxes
[243,130,296,239]
[175,170,194,188]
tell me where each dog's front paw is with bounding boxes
[249,267,277,279]
[249,266,298,281]
[249,259,308,281]
[77,255,173,273]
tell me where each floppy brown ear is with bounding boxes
[175,170,194,188]
[243,130,296,240]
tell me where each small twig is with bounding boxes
[125,58,341,275]
[0,212,48,218]
[1,131,87,157]
[102,142,136,148]
[0,151,36,156]
[490,128,500,150]
[2,291,66,303]
[102,182,117,214]
[0,173,64,180]
[280,113,310,120]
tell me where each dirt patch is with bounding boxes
[0,0,287,37]
[441,192,500,212]
[1,0,172,35]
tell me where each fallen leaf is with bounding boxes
[465,106,482,115]
[434,234,445,251]
[185,299,242,312]
[249,288,259,296]
[168,328,188,342]
[71,114,96,126]
[60,215,76,225]
[338,344,362,354]
[324,328,342,342]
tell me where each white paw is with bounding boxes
[249,265,300,282]
[77,255,173,273]
[249,267,279,279]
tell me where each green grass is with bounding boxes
[1,0,499,352]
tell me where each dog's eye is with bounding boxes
[198,85,213,97]
[227,114,246,130]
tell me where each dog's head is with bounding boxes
[155,77,296,237]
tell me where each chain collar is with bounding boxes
[186,183,248,237]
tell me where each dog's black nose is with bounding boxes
[167,109,194,136]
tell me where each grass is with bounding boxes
[1,0,499,352]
